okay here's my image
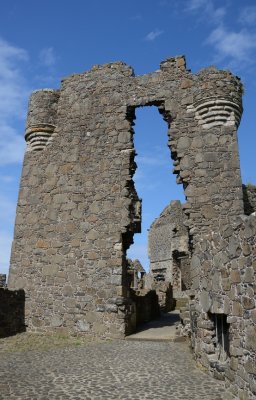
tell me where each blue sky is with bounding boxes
[1,0,256,275]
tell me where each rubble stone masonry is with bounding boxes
[7,56,255,398]
[243,184,256,215]
[148,200,190,292]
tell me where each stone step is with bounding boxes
[125,335,187,342]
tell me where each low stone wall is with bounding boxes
[0,288,26,337]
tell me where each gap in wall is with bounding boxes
[127,105,185,272]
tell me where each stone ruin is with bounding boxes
[3,55,256,398]
[148,200,191,291]
[126,258,145,290]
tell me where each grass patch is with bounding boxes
[0,332,101,353]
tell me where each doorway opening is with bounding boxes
[127,105,185,271]
[125,104,191,335]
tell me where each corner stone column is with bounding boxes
[185,70,244,236]
[24,89,59,151]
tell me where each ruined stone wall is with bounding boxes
[243,184,256,215]
[8,56,244,344]
[9,65,140,338]
[148,200,189,283]
[191,214,256,398]
[7,54,254,397]
[131,289,160,326]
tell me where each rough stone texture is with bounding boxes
[150,281,175,311]
[243,184,256,215]
[130,289,160,326]
[148,200,189,291]
[190,215,256,399]
[7,55,255,397]
[0,340,227,400]
[126,258,145,289]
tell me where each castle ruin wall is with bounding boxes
[148,200,189,291]
[7,55,256,398]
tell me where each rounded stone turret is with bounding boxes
[25,89,59,151]
[187,68,243,130]
[193,97,242,129]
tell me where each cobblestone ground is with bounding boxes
[0,340,226,400]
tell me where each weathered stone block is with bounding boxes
[42,265,58,276]
[243,267,254,283]
[230,270,241,284]
[200,291,212,312]
[50,315,63,328]
[232,301,243,317]
[242,296,255,310]
[230,357,239,371]
[76,320,90,332]
[244,358,256,375]
[245,326,256,351]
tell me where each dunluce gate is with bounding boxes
[8,56,255,398]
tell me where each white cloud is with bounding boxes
[239,6,256,25]
[206,26,256,64]
[0,37,29,165]
[185,0,226,24]
[145,29,163,41]
[39,47,56,67]
[0,38,28,117]
[186,0,207,11]
[0,175,15,183]
[0,38,28,75]
[185,1,256,70]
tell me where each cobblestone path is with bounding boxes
[0,340,225,400]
